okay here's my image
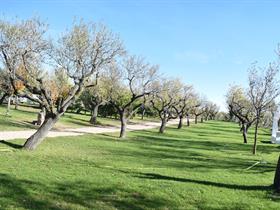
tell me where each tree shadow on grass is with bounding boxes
[133,172,273,191]
[0,173,61,210]
[91,165,273,193]
[0,118,37,130]
[131,128,279,155]
[0,173,174,210]
[88,137,275,174]
[94,132,276,173]
[0,140,23,149]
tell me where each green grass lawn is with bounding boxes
[0,104,157,131]
[0,121,279,209]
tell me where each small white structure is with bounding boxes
[271,106,280,144]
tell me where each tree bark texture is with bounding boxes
[178,115,183,129]
[90,104,100,125]
[119,112,127,138]
[23,114,59,150]
[159,118,167,133]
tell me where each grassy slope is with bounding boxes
[0,121,279,209]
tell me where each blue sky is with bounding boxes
[2,0,280,111]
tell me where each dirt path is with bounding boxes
[0,119,180,140]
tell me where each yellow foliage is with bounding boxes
[14,80,25,91]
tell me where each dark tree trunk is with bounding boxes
[141,109,145,120]
[0,93,8,105]
[241,123,248,144]
[187,115,190,126]
[178,115,183,129]
[252,118,259,155]
[119,112,127,138]
[90,104,100,125]
[23,114,59,150]
[195,115,198,124]
[201,117,204,123]
[273,155,280,192]
[159,118,167,133]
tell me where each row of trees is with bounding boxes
[0,17,219,150]
[79,73,219,136]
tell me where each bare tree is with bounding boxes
[0,18,124,150]
[106,55,158,138]
[191,96,205,124]
[203,101,219,121]
[150,79,181,133]
[173,84,195,129]
[248,63,280,154]
[226,85,256,144]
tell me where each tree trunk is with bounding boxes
[159,118,167,133]
[187,115,190,126]
[178,115,183,129]
[6,96,11,115]
[252,118,259,155]
[273,155,280,192]
[201,117,204,123]
[23,114,59,150]
[141,109,145,120]
[14,95,18,110]
[241,123,248,144]
[195,115,198,124]
[0,93,8,105]
[119,112,127,138]
[90,104,100,125]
